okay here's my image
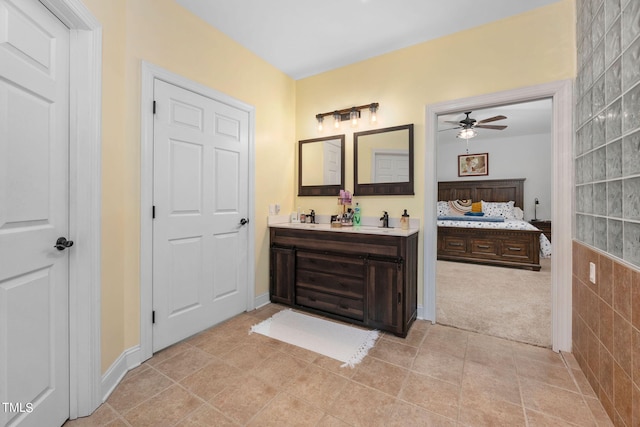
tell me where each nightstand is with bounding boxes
[530,220,552,242]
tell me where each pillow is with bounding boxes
[481,200,516,219]
[513,207,524,220]
[471,201,483,213]
[448,199,472,215]
[437,201,450,216]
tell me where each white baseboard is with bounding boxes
[254,292,270,309]
[101,345,141,402]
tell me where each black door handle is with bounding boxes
[54,237,74,251]
[240,218,249,225]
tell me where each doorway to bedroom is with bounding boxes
[435,98,553,347]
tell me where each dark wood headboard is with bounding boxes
[438,178,525,209]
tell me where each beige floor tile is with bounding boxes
[411,347,464,385]
[329,381,397,427]
[63,403,119,426]
[180,359,245,401]
[250,352,310,389]
[210,375,278,424]
[386,400,457,426]
[316,414,352,427]
[520,378,595,426]
[460,362,521,406]
[458,396,526,427]
[105,367,173,414]
[400,371,460,419]
[368,338,418,368]
[287,364,349,411]
[516,357,578,392]
[73,305,614,427]
[351,357,409,397]
[525,408,585,426]
[248,392,325,427]
[123,384,202,427]
[175,404,238,426]
[153,346,215,381]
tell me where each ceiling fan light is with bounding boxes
[457,128,478,140]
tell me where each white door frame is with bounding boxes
[37,0,103,418]
[423,80,573,352]
[140,62,256,362]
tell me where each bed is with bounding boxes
[437,178,551,271]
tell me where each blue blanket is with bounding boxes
[437,215,505,222]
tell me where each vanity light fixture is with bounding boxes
[316,102,379,132]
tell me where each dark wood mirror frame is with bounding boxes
[298,134,345,196]
[353,124,414,196]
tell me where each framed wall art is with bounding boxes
[458,153,488,177]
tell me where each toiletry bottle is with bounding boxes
[401,209,410,230]
[353,202,361,226]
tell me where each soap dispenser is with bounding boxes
[400,209,410,230]
[353,203,361,226]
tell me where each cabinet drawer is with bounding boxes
[442,236,467,253]
[502,241,531,259]
[296,251,364,278]
[296,288,363,321]
[470,239,498,256]
[296,269,363,299]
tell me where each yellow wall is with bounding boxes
[81,0,575,373]
[81,0,296,372]
[295,0,576,302]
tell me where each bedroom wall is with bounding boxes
[573,0,640,424]
[436,131,553,221]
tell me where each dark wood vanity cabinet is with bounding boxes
[269,226,418,337]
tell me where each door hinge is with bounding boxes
[153,100,156,114]
[152,310,155,324]
[152,205,155,219]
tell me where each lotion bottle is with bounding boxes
[401,209,410,230]
[353,202,361,226]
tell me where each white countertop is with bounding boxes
[269,222,419,237]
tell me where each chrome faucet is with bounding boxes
[380,211,389,228]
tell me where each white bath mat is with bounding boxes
[250,309,379,368]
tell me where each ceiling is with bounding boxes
[437,99,553,145]
[175,0,562,80]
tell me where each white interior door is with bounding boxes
[0,0,70,425]
[152,79,249,352]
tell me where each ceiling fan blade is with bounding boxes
[444,120,461,124]
[475,124,507,130]
[477,115,507,124]
[438,127,461,132]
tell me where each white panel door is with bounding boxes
[0,0,70,426]
[153,79,249,351]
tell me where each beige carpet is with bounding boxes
[436,258,551,347]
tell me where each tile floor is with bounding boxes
[65,304,613,426]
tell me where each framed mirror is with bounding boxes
[354,124,414,195]
[298,134,345,196]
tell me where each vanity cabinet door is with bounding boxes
[270,246,295,305]
[365,258,403,335]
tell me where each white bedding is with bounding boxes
[437,218,552,258]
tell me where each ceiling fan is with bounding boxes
[441,111,508,133]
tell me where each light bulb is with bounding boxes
[369,104,378,123]
[333,112,340,129]
[350,109,358,127]
[317,116,323,132]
